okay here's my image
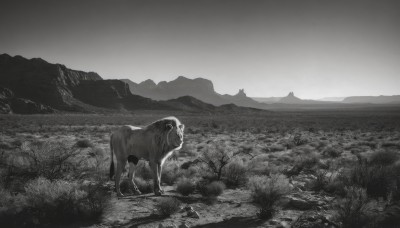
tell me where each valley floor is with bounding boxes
[1,109,400,227]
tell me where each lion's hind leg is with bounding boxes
[128,155,141,195]
[115,158,125,197]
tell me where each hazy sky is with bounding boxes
[1,0,399,99]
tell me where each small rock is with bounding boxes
[184,206,194,211]
[187,209,200,219]
[269,219,279,225]
[158,224,164,228]
[178,222,190,228]
[281,217,293,222]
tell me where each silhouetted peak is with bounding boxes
[176,76,189,81]
[287,92,295,97]
[139,79,156,88]
[235,89,247,97]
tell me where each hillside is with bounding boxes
[0,54,175,113]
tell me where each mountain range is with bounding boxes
[0,54,261,114]
[121,77,267,109]
[1,53,399,114]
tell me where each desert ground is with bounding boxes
[1,108,400,228]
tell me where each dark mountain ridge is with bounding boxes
[0,54,175,113]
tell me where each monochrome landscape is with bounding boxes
[1,1,400,228]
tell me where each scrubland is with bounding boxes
[1,108,400,227]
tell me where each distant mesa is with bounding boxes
[123,77,267,109]
[279,92,303,104]
[343,95,400,104]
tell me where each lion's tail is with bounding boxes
[109,133,115,179]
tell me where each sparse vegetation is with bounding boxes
[335,187,375,228]
[176,177,195,196]
[1,109,400,227]
[225,160,248,187]
[155,197,181,217]
[76,138,93,148]
[249,174,291,219]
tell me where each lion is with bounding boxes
[109,116,184,196]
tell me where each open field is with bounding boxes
[1,107,400,227]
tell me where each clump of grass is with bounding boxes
[323,146,343,158]
[76,139,93,148]
[176,178,195,196]
[134,177,154,194]
[369,149,398,166]
[335,187,375,228]
[292,133,308,146]
[162,162,180,185]
[135,161,153,180]
[198,180,225,198]
[248,174,291,219]
[155,197,181,217]
[225,160,248,188]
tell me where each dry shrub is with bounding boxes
[176,177,195,196]
[323,146,343,158]
[155,197,181,217]
[225,160,247,188]
[162,161,180,185]
[135,161,153,180]
[248,174,291,219]
[75,139,93,148]
[292,133,308,146]
[369,149,398,166]
[335,187,376,228]
[134,177,154,194]
[198,144,233,180]
[198,180,225,198]
[0,177,109,227]
[21,141,79,180]
[344,160,396,199]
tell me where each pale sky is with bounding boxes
[1,0,399,99]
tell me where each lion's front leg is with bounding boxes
[157,162,164,193]
[150,161,162,196]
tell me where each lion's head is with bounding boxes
[164,117,184,149]
[150,116,185,151]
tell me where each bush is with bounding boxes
[335,187,375,228]
[0,177,109,227]
[134,177,154,194]
[76,139,93,148]
[22,141,79,180]
[199,144,234,180]
[135,161,153,180]
[176,178,195,196]
[162,162,180,185]
[225,161,247,188]
[198,180,225,198]
[323,146,343,158]
[292,133,307,146]
[369,149,399,166]
[155,197,181,217]
[345,160,395,199]
[249,174,291,219]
